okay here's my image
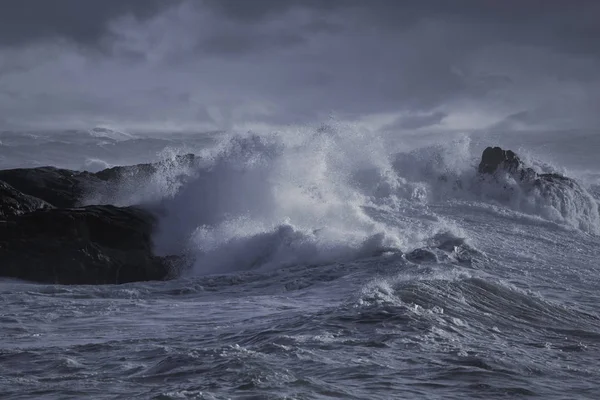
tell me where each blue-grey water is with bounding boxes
[1,126,599,399]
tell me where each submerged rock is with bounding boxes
[0,205,171,284]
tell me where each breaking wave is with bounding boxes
[85,125,599,275]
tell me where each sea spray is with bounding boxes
[82,125,599,276]
[152,124,412,274]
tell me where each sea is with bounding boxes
[0,124,599,399]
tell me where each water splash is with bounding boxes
[86,124,598,275]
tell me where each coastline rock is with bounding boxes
[0,205,171,284]
[0,154,199,208]
[0,155,201,285]
[0,181,53,218]
[477,147,599,232]
[0,166,100,208]
[478,146,522,175]
[478,146,566,186]
[94,162,157,182]
[93,153,197,182]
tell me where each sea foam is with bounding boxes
[86,125,598,276]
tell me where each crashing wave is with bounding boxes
[82,128,597,277]
[383,142,599,234]
[473,146,600,234]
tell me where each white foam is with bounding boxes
[88,124,598,275]
[151,125,419,274]
[384,136,600,235]
[82,157,112,172]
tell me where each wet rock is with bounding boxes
[0,155,200,284]
[0,205,171,285]
[0,180,53,219]
[477,147,599,232]
[93,162,157,182]
[478,146,522,175]
[93,153,198,182]
[0,167,100,208]
[478,146,570,186]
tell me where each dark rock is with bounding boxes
[476,147,600,231]
[93,153,198,182]
[478,146,572,186]
[0,180,53,219]
[0,205,171,284]
[0,167,101,208]
[93,162,157,182]
[0,154,200,284]
[478,146,522,175]
[0,154,199,208]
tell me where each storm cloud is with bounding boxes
[0,0,599,132]
[0,0,175,46]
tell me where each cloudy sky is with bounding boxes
[1,0,599,132]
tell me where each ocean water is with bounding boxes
[1,125,599,399]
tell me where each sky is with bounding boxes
[0,0,599,133]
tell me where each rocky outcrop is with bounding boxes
[478,146,570,187]
[0,205,171,284]
[0,157,196,285]
[93,153,197,182]
[477,147,599,233]
[0,181,53,219]
[478,146,522,175]
[0,154,199,209]
[0,167,100,208]
[93,162,157,182]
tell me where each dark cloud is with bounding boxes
[204,0,600,56]
[201,30,306,56]
[2,0,599,57]
[0,0,598,131]
[0,0,177,46]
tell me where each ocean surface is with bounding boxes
[1,126,599,399]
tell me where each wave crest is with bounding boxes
[85,126,598,276]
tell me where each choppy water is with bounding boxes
[1,126,599,399]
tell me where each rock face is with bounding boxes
[478,146,567,186]
[478,146,522,175]
[0,157,195,285]
[0,205,170,284]
[477,147,599,232]
[0,181,53,219]
[0,167,100,208]
[93,154,197,182]
[0,154,199,208]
